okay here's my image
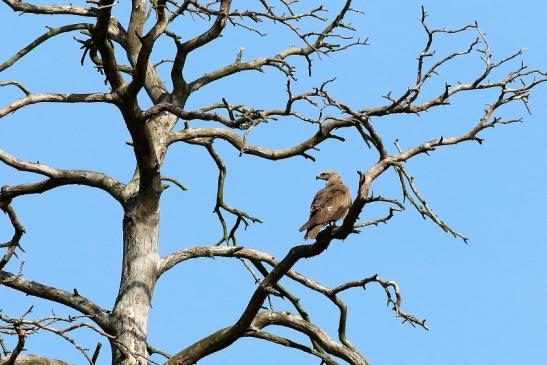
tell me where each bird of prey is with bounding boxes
[299,170,352,240]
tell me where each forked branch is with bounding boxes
[203,142,262,246]
[0,205,25,271]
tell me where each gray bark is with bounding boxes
[110,204,161,364]
[0,355,71,365]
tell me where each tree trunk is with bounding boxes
[111,204,161,364]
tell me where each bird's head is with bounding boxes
[316,170,340,181]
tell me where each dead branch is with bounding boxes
[0,93,118,118]
[2,0,97,16]
[203,142,262,245]
[0,272,112,333]
[248,330,338,365]
[0,205,25,271]
[161,244,425,363]
[248,311,368,365]
[0,312,109,364]
[354,196,405,228]
[2,1,545,364]
[0,24,93,72]
[393,164,468,242]
[0,149,126,204]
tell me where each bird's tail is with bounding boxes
[304,225,321,240]
[299,220,312,232]
[300,214,320,232]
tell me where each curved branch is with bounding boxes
[0,24,93,72]
[248,311,369,365]
[169,0,231,100]
[354,196,405,228]
[162,197,367,364]
[0,82,31,96]
[393,164,467,242]
[188,54,297,93]
[5,322,26,365]
[0,148,127,204]
[332,275,428,330]
[203,142,261,245]
[160,244,426,351]
[168,120,351,161]
[248,330,338,365]
[0,205,25,271]
[2,0,97,16]
[167,310,368,365]
[181,0,231,53]
[126,0,169,97]
[362,19,546,118]
[161,177,187,192]
[0,92,118,118]
[164,45,547,361]
[0,271,112,333]
[186,0,359,92]
[90,0,125,91]
[0,355,71,365]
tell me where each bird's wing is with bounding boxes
[299,185,349,232]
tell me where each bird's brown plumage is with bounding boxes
[299,170,352,240]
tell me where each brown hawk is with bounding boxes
[299,170,352,240]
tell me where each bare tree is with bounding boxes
[0,1,545,364]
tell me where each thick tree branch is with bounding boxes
[0,355,70,365]
[248,311,369,365]
[0,272,112,333]
[167,309,368,365]
[90,0,125,91]
[179,0,231,53]
[161,244,426,360]
[168,0,231,101]
[245,259,328,355]
[2,0,97,16]
[125,0,170,98]
[5,322,25,365]
[89,0,166,204]
[0,148,127,204]
[2,3,546,364]
[0,93,118,118]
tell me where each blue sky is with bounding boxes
[1,1,546,364]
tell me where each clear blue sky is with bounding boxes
[1,1,546,364]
